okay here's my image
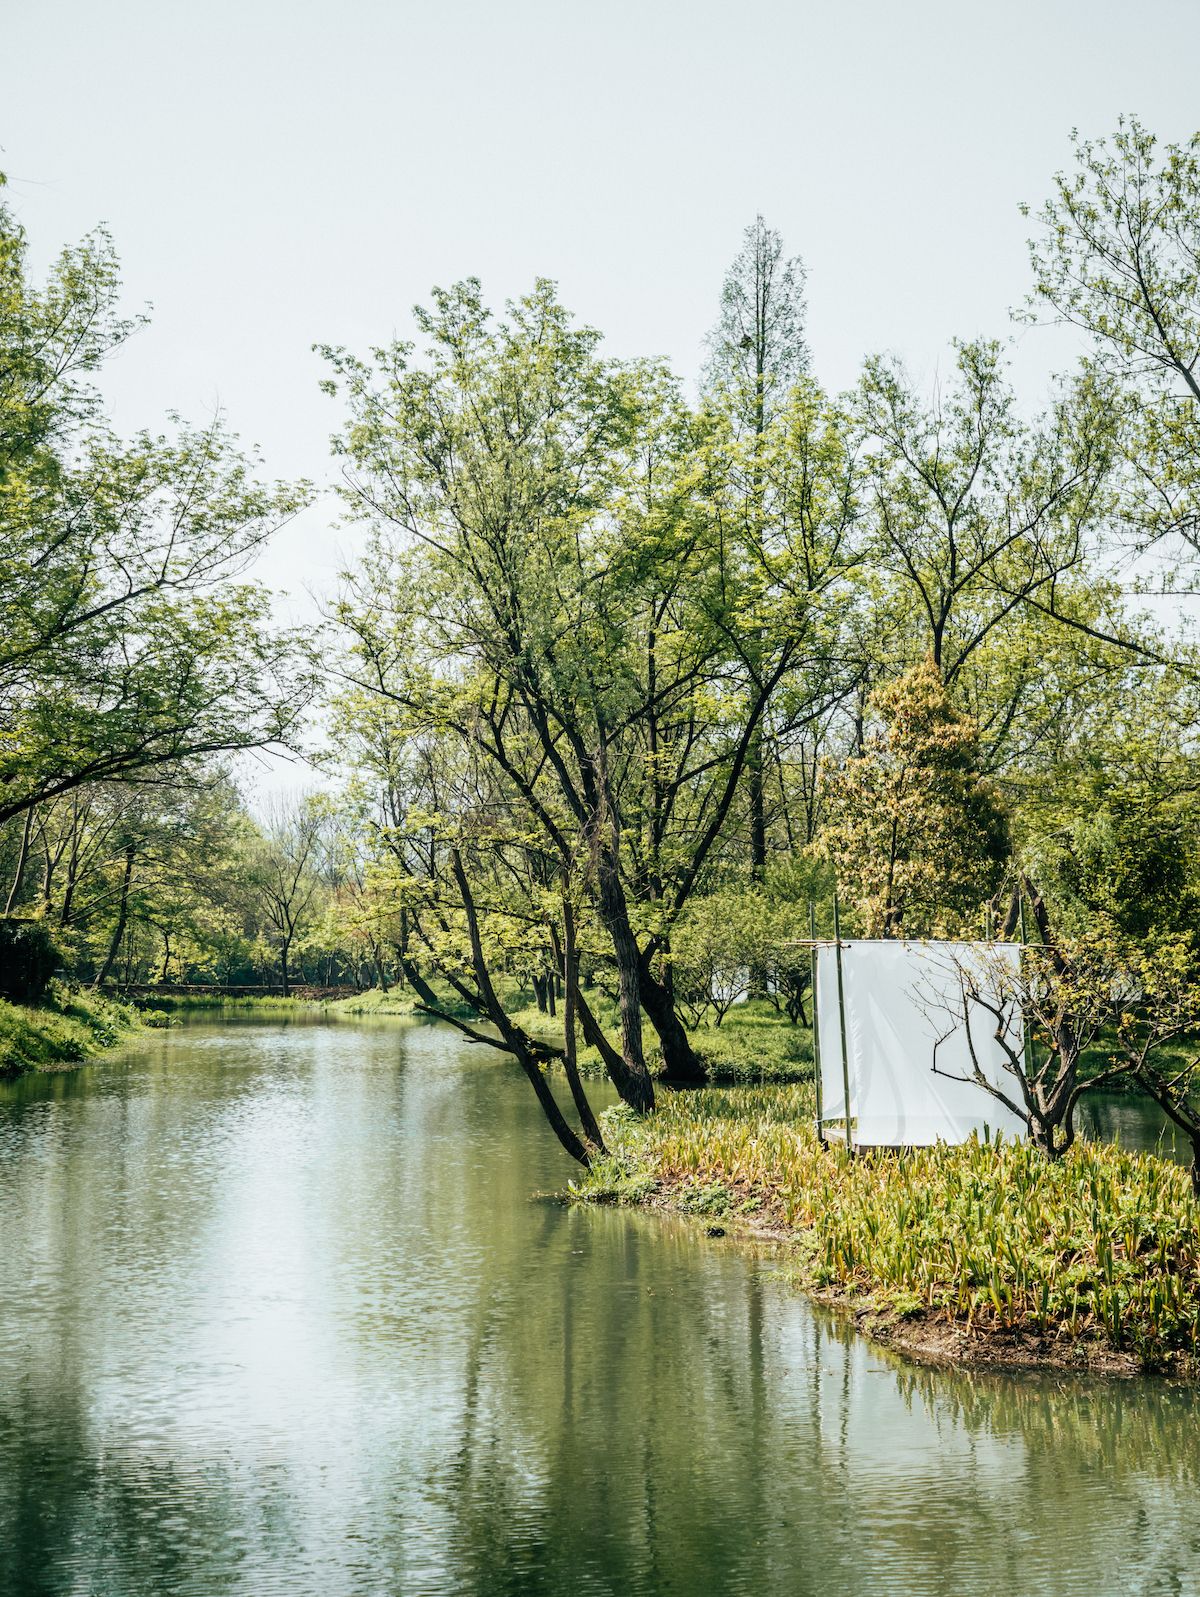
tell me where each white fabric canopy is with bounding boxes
[815,940,1027,1147]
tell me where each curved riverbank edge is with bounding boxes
[0,989,154,1078]
[609,1184,1171,1379]
[572,1086,1200,1381]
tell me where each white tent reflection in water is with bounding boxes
[813,938,1028,1148]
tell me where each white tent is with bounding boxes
[814,939,1027,1147]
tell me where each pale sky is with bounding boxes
[5,0,1199,792]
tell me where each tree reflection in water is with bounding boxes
[1,1020,1198,1596]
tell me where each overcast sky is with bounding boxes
[5,0,1199,788]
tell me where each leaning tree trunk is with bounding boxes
[638,958,707,1084]
[400,956,439,1007]
[4,806,34,916]
[561,900,605,1152]
[594,847,655,1113]
[1132,1066,1200,1199]
[447,847,592,1165]
[394,908,440,1006]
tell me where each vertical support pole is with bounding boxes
[1018,890,1033,1084]
[832,890,853,1154]
[809,900,825,1145]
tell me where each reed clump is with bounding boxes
[577,1085,1200,1369]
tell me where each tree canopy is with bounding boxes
[8,124,1200,1172]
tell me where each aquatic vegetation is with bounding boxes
[578,1084,1200,1368]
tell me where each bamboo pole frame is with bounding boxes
[1019,892,1034,1083]
[809,900,825,1145]
[832,891,853,1154]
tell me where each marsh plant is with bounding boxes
[580,1084,1200,1367]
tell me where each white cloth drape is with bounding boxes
[815,940,1027,1147]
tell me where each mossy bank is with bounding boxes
[0,987,154,1079]
[574,1083,1200,1378]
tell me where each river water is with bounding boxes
[2,1018,1199,1596]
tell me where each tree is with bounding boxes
[323,278,859,1121]
[253,796,325,997]
[1023,117,1200,554]
[938,905,1200,1167]
[671,891,758,1026]
[704,217,811,974]
[704,214,809,436]
[815,656,1010,937]
[855,341,1121,699]
[934,900,1127,1156]
[670,885,813,1026]
[1013,658,1200,942]
[0,178,313,831]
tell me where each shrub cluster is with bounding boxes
[0,919,60,1003]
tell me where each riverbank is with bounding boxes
[478,992,813,1084]
[574,1083,1200,1377]
[0,986,153,1078]
[129,988,814,1083]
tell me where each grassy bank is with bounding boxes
[129,992,323,1013]
[575,1082,1200,1376]
[331,989,426,1017]
[325,986,814,1081]
[498,992,812,1083]
[0,986,152,1078]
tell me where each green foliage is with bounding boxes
[1023,116,1200,556]
[816,656,1009,936]
[585,1081,1200,1368]
[0,984,140,1077]
[0,184,313,833]
[0,918,59,1002]
[1017,670,1200,941]
[1039,796,1200,940]
[703,213,809,431]
[671,890,771,1023]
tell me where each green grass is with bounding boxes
[0,985,153,1077]
[491,990,812,1083]
[330,989,421,1016]
[139,986,473,1020]
[687,1001,813,1082]
[131,992,325,1013]
[574,1081,1200,1371]
[162,979,810,1081]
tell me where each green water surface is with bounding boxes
[1,1020,1198,1596]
